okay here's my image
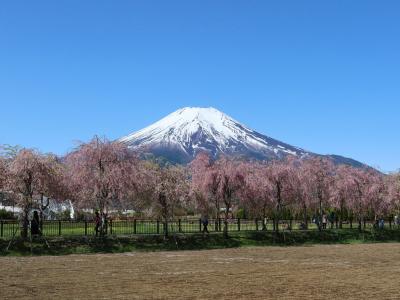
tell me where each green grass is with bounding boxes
[1,221,188,237]
[2,228,400,256]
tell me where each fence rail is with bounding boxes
[0,218,397,238]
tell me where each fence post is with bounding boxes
[1,220,3,237]
[134,219,137,234]
[178,219,182,233]
[163,221,167,236]
[255,218,259,231]
[199,218,202,232]
[84,221,87,236]
[109,220,113,235]
[218,218,221,232]
[157,220,160,234]
[238,218,241,231]
[58,221,61,236]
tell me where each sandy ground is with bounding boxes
[1,243,400,299]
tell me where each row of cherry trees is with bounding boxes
[191,153,400,235]
[0,138,190,237]
[1,137,400,237]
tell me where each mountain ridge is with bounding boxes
[119,107,366,167]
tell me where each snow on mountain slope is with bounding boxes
[119,107,309,163]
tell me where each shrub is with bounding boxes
[235,208,246,219]
[0,209,16,220]
[75,210,92,221]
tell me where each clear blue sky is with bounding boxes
[1,1,399,172]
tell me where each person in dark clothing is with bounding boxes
[30,211,41,236]
[299,222,307,230]
[202,215,209,234]
[94,211,101,237]
[329,212,335,229]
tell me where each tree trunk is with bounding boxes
[215,200,220,232]
[223,204,229,238]
[318,195,323,232]
[164,219,169,238]
[275,208,280,233]
[21,207,29,238]
[335,214,338,229]
[274,213,279,232]
[339,201,344,229]
[40,194,44,232]
[20,197,31,238]
[350,215,353,229]
[223,219,228,238]
[272,216,276,232]
[39,194,50,233]
[274,182,282,233]
[303,204,308,230]
[357,188,363,232]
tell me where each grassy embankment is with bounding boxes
[2,228,400,256]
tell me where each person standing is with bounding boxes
[102,213,108,235]
[94,211,101,237]
[202,215,209,235]
[374,215,379,229]
[30,211,41,236]
[379,217,385,229]
[322,214,327,230]
[329,211,335,229]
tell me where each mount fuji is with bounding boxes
[119,107,365,167]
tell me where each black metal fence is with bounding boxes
[0,218,398,238]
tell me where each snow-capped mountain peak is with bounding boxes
[119,107,307,163]
[121,107,249,146]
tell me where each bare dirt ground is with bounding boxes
[1,243,400,299]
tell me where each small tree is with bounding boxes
[344,168,377,231]
[242,162,273,230]
[290,159,313,230]
[265,159,296,232]
[6,149,61,238]
[215,157,245,237]
[366,172,388,221]
[0,156,8,191]
[387,172,400,216]
[65,136,143,226]
[302,157,334,231]
[331,165,353,228]
[146,164,189,238]
[191,153,222,227]
[37,154,67,230]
